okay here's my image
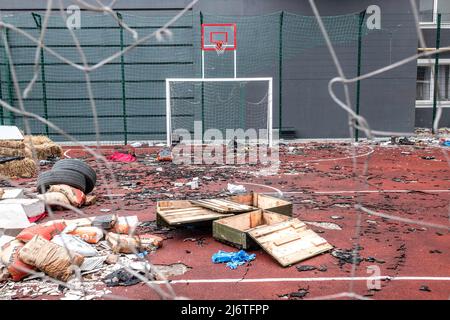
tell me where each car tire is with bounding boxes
[37,169,87,193]
[53,159,96,193]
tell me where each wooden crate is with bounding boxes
[156,200,234,227]
[213,210,332,267]
[213,209,289,249]
[227,192,292,216]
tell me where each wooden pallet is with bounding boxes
[190,199,255,213]
[157,204,234,226]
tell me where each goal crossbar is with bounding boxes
[165,77,273,147]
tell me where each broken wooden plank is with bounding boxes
[156,199,235,226]
[190,199,255,213]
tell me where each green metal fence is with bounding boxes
[0,10,370,143]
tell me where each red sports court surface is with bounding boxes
[20,142,450,300]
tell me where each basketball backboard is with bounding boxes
[201,23,237,51]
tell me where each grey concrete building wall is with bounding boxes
[0,0,419,139]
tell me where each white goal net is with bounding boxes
[166,77,273,146]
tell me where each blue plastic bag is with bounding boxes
[211,250,256,270]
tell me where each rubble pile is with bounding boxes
[0,212,164,299]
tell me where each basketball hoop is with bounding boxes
[215,41,226,55]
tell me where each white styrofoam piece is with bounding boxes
[0,203,32,229]
[0,235,15,249]
[0,126,24,140]
[1,188,25,199]
[0,198,45,218]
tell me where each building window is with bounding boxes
[419,0,450,24]
[419,0,434,22]
[416,63,450,103]
[417,66,432,101]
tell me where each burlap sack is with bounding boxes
[18,235,84,282]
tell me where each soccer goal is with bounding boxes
[165,23,273,147]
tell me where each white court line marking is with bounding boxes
[266,189,450,195]
[301,146,375,163]
[63,149,72,159]
[237,181,283,196]
[149,276,450,285]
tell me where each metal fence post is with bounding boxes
[278,11,284,134]
[3,29,16,125]
[200,11,204,143]
[355,11,365,142]
[117,12,128,145]
[31,12,49,136]
[432,13,441,134]
[0,61,4,125]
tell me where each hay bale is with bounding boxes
[0,146,31,158]
[22,135,62,160]
[0,140,25,149]
[30,143,62,160]
[24,135,52,145]
[0,158,37,178]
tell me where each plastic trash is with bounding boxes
[0,239,35,281]
[157,148,173,162]
[186,177,199,190]
[16,221,67,242]
[52,234,98,257]
[112,216,139,234]
[227,183,246,194]
[211,250,256,270]
[130,142,143,148]
[107,152,136,163]
[67,226,104,244]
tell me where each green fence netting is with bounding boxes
[0,10,371,144]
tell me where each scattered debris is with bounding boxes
[186,177,199,190]
[19,235,84,282]
[130,142,143,148]
[150,263,191,279]
[52,234,98,257]
[296,265,316,272]
[103,268,141,287]
[318,265,328,272]
[227,183,246,194]
[365,257,385,264]
[80,256,108,272]
[304,221,342,230]
[331,248,363,266]
[0,188,25,199]
[212,250,256,270]
[48,185,86,207]
[67,226,104,244]
[279,287,310,300]
[156,148,173,162]
[106,232,163,254]
[107,152,136,163]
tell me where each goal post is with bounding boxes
[165,77,273,147]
